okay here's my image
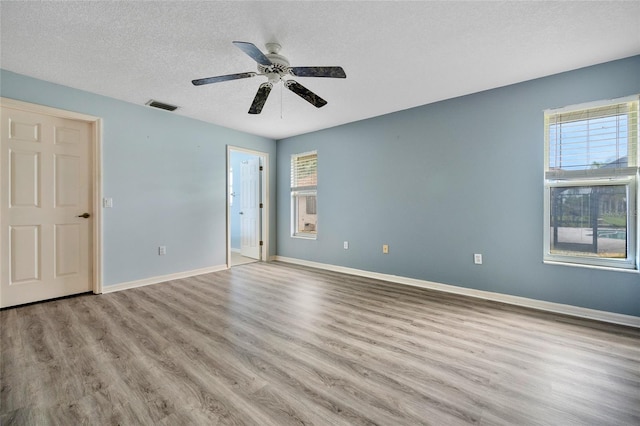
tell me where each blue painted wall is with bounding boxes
[1,69,276,287]
[276,56,640,317]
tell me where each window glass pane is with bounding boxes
[306,195,317,214]
[295,193,317,234]
[549,185,627,259]
[549,113,629,171]
[291,153,317,188]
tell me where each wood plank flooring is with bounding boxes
[2,261,639,425]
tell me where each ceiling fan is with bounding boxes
[192,41,346,114]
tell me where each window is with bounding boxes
[544,95,639,270]
[291,151,318,238]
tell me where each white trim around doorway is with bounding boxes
[226,146,270,269]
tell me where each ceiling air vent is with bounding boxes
[145,99,178,112]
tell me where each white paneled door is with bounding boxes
[1,106,92,307]
[240,157,260,260]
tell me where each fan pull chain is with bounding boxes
[280,82,283,119]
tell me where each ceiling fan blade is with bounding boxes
[232,41,272,66]
[192,72,256,86]
[249,83,273,114]
[285,80,327,108]
[289,66,346,78]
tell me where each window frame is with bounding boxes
[290,151,318,239]
[543,95,639,271]
[543,177,637,270]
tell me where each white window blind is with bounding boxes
[545,97,638,179]
[291,151,317,190]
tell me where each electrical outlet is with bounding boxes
[159,246,167,256]
[344,241,349,250]
[474,253,482,264]
[383,244,389,254]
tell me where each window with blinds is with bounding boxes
[545,98,638,179]
[291,151,318,238]
[543,95,639,270]
[291,152,318,190]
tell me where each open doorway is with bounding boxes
[227,147,268,267]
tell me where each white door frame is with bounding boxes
[226,146,269,268]
[0,97,103,303]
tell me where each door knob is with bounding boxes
[77,213,91,218]
[239,211,244,215]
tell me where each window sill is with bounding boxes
[292,234,317,240]
[544,260,639,274]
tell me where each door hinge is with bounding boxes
[259,165,263,171]
[259,203,263,209]
[259,241,264,246]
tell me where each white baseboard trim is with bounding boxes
[274,256,640,328]
[102,264,228,294]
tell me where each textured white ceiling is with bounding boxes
[1,1,639,139]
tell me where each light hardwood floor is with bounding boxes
[1,262,639,425]
[230,251,258,266]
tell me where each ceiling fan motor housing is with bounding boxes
[258,50,291,84]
